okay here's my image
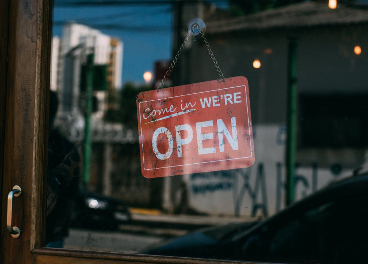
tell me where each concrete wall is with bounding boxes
[183,124,353,217]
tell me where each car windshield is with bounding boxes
[47,0,368,262]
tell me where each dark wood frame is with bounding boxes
[0,0,10,259]
[0,0,260,263]
[0,0,51,261]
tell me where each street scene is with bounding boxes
[65,210,255,253]
[47,0,368,262]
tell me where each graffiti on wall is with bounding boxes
[187,125,347,217]
[233,164,268,217]
[189,162,344,217]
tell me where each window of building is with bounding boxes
[299,94,368,148]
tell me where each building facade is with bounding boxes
[51,22,123,126]
[165,1,368,217]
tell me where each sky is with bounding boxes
[53,0,368,87]
[53,3,174,87]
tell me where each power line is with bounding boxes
[53,21,171,32]
[74,6,171,23]
[54,0,229,7]
[55,0,170,6]
[53,5,173,32]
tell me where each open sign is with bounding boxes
[137,76,255,178]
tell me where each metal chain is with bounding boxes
[200,30,226,83]
[158,33,190,89]
[158,29,226,90]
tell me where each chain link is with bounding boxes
[158,29,225,90]
[158,33,190,89]
[200,30,226,83]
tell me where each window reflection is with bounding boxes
[48,0,368,263]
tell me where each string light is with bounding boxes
[253,59,261,69]
[143,71,153,83]
[354,46,362,55]
[329,0,337,9]
[264,48,273,55]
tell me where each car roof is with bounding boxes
[233,172,368,241]
[289,171,368,207]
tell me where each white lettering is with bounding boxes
[217,117,238,152]
[181,101,197,110]
[200,97,212,108]
[143,105,177,119]
[224,94,233,105]
[175,124,193,158]
[234,92,242,103]
[196,121,216,155]
[152,127,173,160]
[212,96,220,106]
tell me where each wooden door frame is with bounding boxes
[0,0,10,259]
[0,0,51,262]
[0,0,254,263]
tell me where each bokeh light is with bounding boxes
[143,71,153,83]
[329,0,337,9]
[253,59,261,69]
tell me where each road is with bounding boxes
[64,213,254,253]
[64,228,165,253]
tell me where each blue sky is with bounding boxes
[53,0,367,87]
[53,4,174,86]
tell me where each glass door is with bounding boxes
[0,0,248,263]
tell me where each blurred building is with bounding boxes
[153,60,171,89]
[50,23,137,197]
[48,2,368,216]
[51,22,123,126]
[107,38,123,91]
[50,36,62,92]
[163,1,368,217]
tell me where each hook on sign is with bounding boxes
[188,18,206,36]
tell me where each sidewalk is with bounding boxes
[118,208,257,238]
[132,210,256,226]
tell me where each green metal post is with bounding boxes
[83,53,94,186]
[286,39,298,206]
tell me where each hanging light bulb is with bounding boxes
[354,46,362,55]
[143,71,153,83]
[264,48,273,55]
[253,59,261,69]
[329,0,337,9]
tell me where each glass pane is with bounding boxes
[46,0,368,262]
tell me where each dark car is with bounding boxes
[144,173,368,263]
[71,190,131,230]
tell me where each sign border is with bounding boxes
[138,84,253,171]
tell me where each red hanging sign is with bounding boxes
[137,76,255,178]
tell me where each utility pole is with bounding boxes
[286,38,298,206]
[83,52,94,186]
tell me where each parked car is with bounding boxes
[70,189,131,230]
[143,172,368,263]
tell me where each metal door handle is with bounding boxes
[7,185,22,238]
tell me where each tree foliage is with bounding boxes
[104,82,152,128]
